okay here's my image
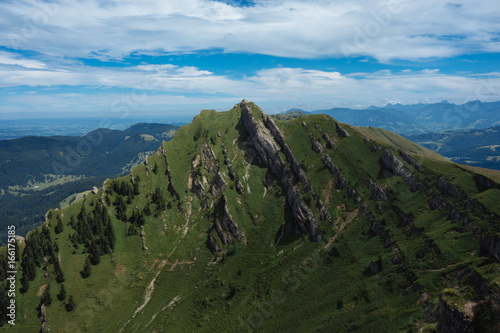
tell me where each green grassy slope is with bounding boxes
[356,126,448,162]
[2,102,499,332]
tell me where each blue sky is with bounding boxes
[0,0,499,118]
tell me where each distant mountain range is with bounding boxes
[282,100,500,135]
[0,123,178,242]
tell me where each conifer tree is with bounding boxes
[80,256,91,278]
[57,284,66,301]
[89,241,100,265]
[54,260,65,283]
[55,215,64,234]
[41,284,52,306]
[65,295,75,312]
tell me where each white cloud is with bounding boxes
[0,51,47,69]
[0,0,498,61]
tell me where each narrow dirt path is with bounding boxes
[120,198,194,332]
[322,208,359,251]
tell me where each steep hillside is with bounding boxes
[2,101,500,332]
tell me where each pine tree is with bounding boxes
[41,284,52,306]
[89,241,100,265]
[54,260,65,283]
[69,215,76,228]
[80,257,91,278]
[143,203,152,216]
[57,284,66,301]
[65,295,75,312]
[55,215,64,234]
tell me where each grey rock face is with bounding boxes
[370,181,387,201]
[241,103,324,241]
[382,150,425,191]
[481,236,500,261]
[335,122,350,138]
[213,195,245,245]
[438,177,464,200]
[399,150,421,169]
[309,132,324,154]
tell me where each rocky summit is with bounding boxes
[2,101,500,332]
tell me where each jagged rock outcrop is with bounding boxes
[399,150,422,169]
[309,132,324,154]
[382,150,425,191]
[395,208,420,238]
[321,154,345,188]
[262,111,331,222]
[240,101,323,241]
[370,181,387,201]
[213,195,245,245]
[222,149,243,195]
[438,177,464,200]
[475,174,499,191]
[316,125,338,150]
[207,234,219,254]
[140,226,148,251]
[211,172,227,197]
[224,157,236,179]
[480,235,500,261]
[159,146,180,201]
[201,143,218,173]
[347,186,362,203]
[436,297,474,333]
[429,195,450,211]
[382,150,406,175]
[370,221,395,248]
[336,122,350,138]
[371,143,382,152]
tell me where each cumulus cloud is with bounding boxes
[0,0,498,61]
[0,51,47,69]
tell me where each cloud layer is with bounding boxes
[1,0,499,61]
[1,59,499,115]
[1,0,499,116]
